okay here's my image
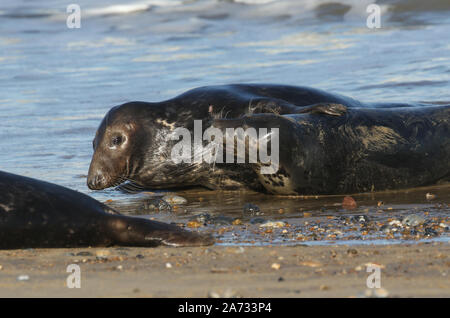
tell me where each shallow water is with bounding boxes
[0,0,449,245]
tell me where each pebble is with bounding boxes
[347,248,358,255]
[342,196,357,209]
[187,221,202,228]
[260,221,286,228]
[298,261,322,268]
[243,203,262,216]
[232,219,243,225]
[271,263,281,270]
[424,227,438,237]
[402,214,425,227]
[162,195,187,205]
[143,198,172,211]
[0,265,2,270]
[165,262,173,269]
[189,213,211,224]
[425,193,436,200]
[17,275,29,281]
[351,215,371,224]
[389,220,402,227]
[96,250,111,258]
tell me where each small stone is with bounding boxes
[96,250,111,258]
[143,198,172,211]
[351,215,371,224]
[424,227,438,237]
[260,221,286,228]
[17,275,29,281]
[389,220,402,227]
[320,285,330,291]
[347,248,358,255]
[402,214,425,227]
[162,195,187,205]
[207,291,221,298]
[232,219,242,225]
[342,196,357,209]
[271,263,281,270]
[278,277,284,282]
[190,213,211,224]
[298,261,322,268]
[0,265,3,270]
[425,193,436,200]
[243,203,262,216]
[165,262,173,269]
[136,254,144,259]
[187,221,202,228]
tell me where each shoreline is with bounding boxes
[0,243,448,297]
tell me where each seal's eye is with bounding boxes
[111,135,123,146]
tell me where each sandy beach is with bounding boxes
[0,243,448,298]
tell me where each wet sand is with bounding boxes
[0,185,448,298]
[0,243,448,298]
[111,184,450,247]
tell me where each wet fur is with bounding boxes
[88,84,449,195]
[0,171,213,249]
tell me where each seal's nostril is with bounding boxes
[94,175,104,185]
[87,174,105,190]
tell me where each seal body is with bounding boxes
[213,105,450,194]
[87,84,366,191]
[87,84,448,194]
[0,171,213,249]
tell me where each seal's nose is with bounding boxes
[87,173,106,190]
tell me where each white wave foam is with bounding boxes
[85,0,183,17]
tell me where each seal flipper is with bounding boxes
[295,103,347,116]
[107,215,214,247]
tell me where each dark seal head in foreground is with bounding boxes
[0,171,213,249]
